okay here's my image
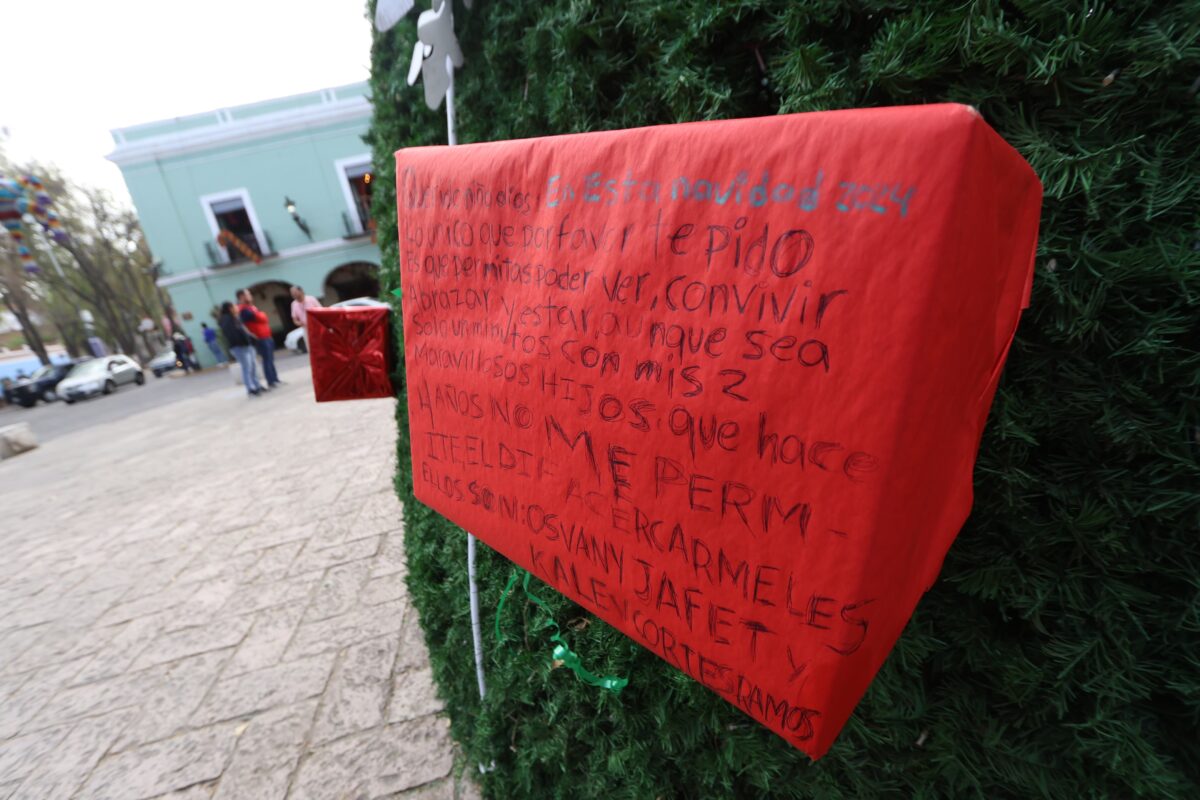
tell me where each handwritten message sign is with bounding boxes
[396,104,1042,758]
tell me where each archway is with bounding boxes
[242,280,295,343]
[323,262,380,305]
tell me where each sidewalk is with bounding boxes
[0,362,472,799]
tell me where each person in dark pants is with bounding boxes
[172,332,192,374]
[218,302,263,396]
[201,322,227,365]
[184,334,200,370]
[236,288,281,388]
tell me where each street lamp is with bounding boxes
[284,196,312,240]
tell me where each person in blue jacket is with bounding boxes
[201,322,227,365]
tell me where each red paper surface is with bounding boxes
[308,307,393,402]
[396,104,1041,758]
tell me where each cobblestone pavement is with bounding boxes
[0,363,474,799]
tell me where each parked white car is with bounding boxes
[57,355,145,403]
[285,297,388,353]
[147,348,182,377]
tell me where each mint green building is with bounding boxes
[108,82,381,365]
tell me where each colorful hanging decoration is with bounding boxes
[216,229,262,264]
[0,175,68,273]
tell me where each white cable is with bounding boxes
[445,54,457,147]
[445,49,492,774]
[445,53,482,701]
[467,532,487,700]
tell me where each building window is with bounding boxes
[336,156,373,235]
[211,197,261,262]
[200,189,267,265]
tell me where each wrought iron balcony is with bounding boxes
[206,232,276,267]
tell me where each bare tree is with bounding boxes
[0,244,51,365]
[2,150,168,361]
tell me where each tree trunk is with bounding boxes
[61,240,140,356]
[50,314,84,358]
[1,290,51,365]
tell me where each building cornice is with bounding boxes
[108,92,372,167]
[156,236,377,288]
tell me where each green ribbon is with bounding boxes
[494,571,521,643]
[495,570,628,694]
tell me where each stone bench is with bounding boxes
[0,422,38,460]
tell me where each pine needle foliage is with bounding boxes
[366,2,1200,796]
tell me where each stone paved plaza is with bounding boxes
[0,362,473,799]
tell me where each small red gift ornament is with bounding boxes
[308,306,394,402]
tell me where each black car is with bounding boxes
[6,361,84,408]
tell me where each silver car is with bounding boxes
[57,355,146,403]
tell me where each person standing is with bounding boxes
[184,334,200,370]
[218,302,263,397]
[201,322,227,365]
[289,285,322,331]
[172,332,192,374]
[236,288,280,388]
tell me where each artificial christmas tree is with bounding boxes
[369,2,1199,796]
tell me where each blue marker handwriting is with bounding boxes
[545,169,916,218]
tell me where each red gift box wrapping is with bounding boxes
[395,105,1042,758]
[308,306,393,402]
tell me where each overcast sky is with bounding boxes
[1,0,373,206]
